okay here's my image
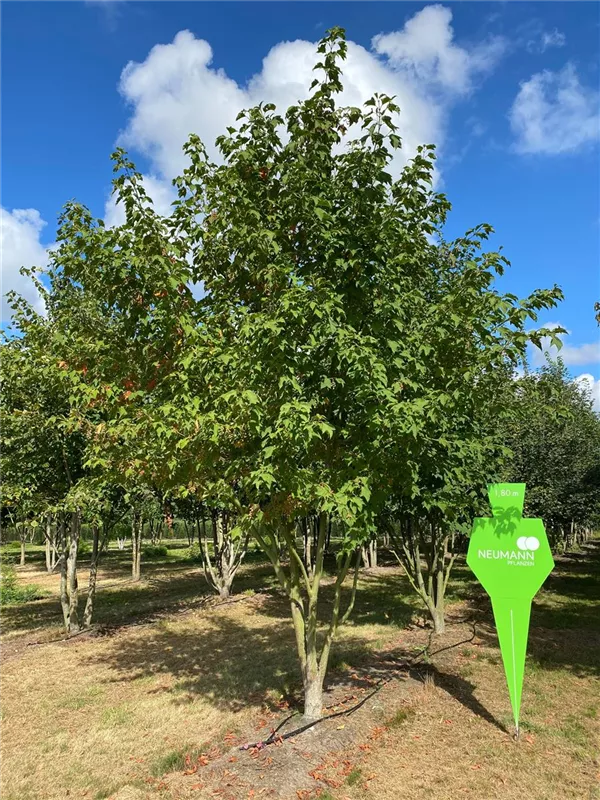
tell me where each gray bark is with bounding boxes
[60,513,81,634]
[389,519,455,636]
[131,510,142,581]
[201,510,247,598]
[302,664,324,722]
[83,522,101,628]
[255,514,360,722]
[44,514,58,573]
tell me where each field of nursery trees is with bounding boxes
[1,29,599,800]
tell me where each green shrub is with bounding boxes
[0,564,47,606]
[142,544,168,558]
[77,539,91,557]
[184,544,203,563]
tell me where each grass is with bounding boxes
[384,707,416,728]
[150,746,199,776]
[63,685,104,710]
[1,537,599,800]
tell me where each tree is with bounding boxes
[376,228,565,635]
[1,293,89,634]
[505,358,600,548]
[30,27,564,718]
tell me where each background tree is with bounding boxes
[505,358,600,549]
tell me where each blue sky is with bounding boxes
[2,1,599,401]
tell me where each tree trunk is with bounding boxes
[202,510,246,599]
[302,666,324,722]
[361,539,377,568]
[185,520,194,546]
[59,516,70,630]
[254,514,359,726]
[132,510,142,581]
[83,523,101,628]
[431,604,446,635]
[369,538,377,568]
[20,538,26,566]
[60,512,81,634]
[302,517,312,572]
[67,512,81,632]
[45,514,58,573]
[388,518,454,636]
[325,516,332,554]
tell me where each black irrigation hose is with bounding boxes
[241,622,479,751]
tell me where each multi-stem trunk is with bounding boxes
[361,538,377,568]
[255,513,360,722]
[201,510,248,598]
[389,518,455,636]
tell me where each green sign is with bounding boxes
[467,483,554,736]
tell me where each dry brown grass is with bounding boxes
[1,542,599,800]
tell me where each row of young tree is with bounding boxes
[2,28,599,722]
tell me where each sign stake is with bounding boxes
[467,484,554,737]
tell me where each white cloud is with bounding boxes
[1,208,49,322]
[510,63,600,155]
[372,5,506,95]
[530,323,600,367]
[526,28,566,54]
[116,8,506,192]
[574,373,600,412]
[540,29,566,51]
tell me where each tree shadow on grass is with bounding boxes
[91,607,512,738]
[0,560,275,637]
[85,610,384,716]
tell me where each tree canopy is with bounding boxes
[2,26,587,719]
